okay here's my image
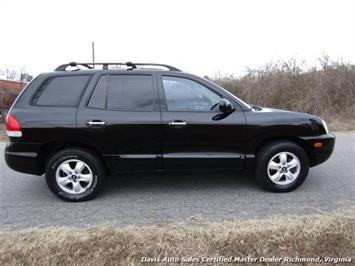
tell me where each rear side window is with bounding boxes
[33,75,90,107]
[88,74,155,110]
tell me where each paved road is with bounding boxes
[0,132,354,229]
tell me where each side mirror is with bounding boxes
[218,99,234,113]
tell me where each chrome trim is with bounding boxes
[88,121,106,126]
[103,153,243,159]
[5,151,37,157]
[103,154,157,159]
[168,121,187,126]
[119,154,156,159]
[164,153,242,159]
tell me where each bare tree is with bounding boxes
[19,67,33,82]
[0,67,19,80]
[319,54,330,70]
[0,67,33,82]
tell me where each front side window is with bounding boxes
[33,75,90,106]
[162,76,221,111]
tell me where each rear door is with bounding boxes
[157,73,247,170]
[77,71,161,172]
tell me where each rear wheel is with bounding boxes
[45,148,106,201]
[255,141,309,192]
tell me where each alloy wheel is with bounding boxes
[267,152,301,186]
[55,159,93,194]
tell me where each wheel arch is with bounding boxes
[254,136,313,165]
[37,141,111,176]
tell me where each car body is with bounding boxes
[4,62,335,201]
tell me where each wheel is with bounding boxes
[255,141,309,192]
[45,148,106,201]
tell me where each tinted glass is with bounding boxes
[162,76,221,111]
[107,75,154,110]
[35,75,90,106]
[88,75,107,109]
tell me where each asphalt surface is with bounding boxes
[0,132,354,229]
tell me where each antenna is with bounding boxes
[92,41,95,66]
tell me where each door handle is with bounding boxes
[87,120,106,126]
[168,121,187,126]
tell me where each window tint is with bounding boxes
[34,75,90,106]
[107,75,154,110]
[162,76,221,111]
[88,75,107,109]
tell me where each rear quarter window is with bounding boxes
[87,75,107,109]
[32,75,91,107]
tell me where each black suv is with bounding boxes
[5,62,335,201]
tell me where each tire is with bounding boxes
[255,141,309,192]
[45,147,106,201]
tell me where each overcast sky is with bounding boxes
[1,0,354,77]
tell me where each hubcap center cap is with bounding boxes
[282,166,287,172]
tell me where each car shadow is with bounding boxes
[101,170,258,197]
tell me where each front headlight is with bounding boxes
[321,119,329,134]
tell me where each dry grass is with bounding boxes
[328,117,355,132]
[0,207,354,265]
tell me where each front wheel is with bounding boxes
[255,141,309,192]
[45,148,106,201]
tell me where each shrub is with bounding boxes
[0,87,18,122]
[211,59,355,126]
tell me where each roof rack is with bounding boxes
[55,62,181,72]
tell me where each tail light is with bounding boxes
[5,114,22,137]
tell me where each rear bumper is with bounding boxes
[300,133,336,167]
[4,142,43,175]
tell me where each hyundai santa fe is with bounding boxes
[4,62,335,201]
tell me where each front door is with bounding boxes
[157,74,247,170]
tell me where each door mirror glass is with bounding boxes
[219,99,234,113]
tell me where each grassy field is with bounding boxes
[0,207,354,265]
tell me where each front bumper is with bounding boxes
[4,142,43,175]
[300,133,336,167]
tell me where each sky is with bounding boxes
[0,0,355,77]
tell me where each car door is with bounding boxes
[157,73,247,170]
[77,71,162,172]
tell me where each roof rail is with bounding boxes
[55,62,181,71]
